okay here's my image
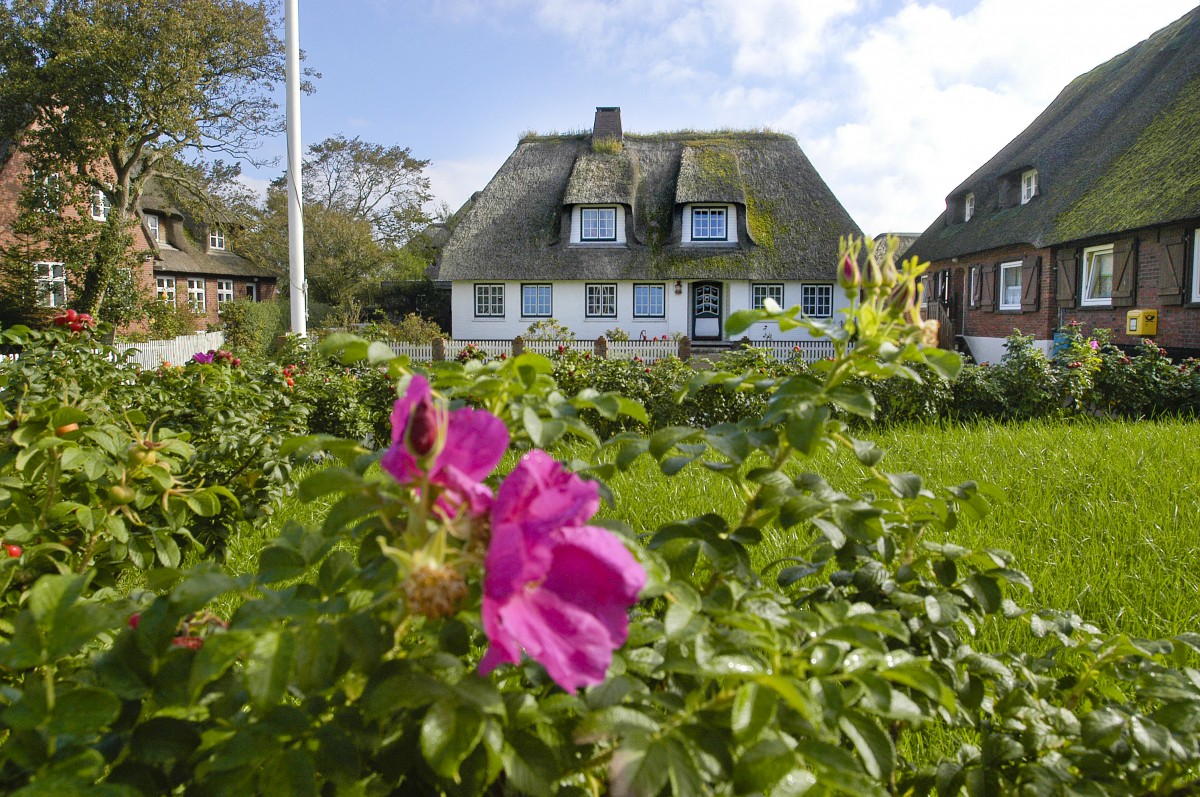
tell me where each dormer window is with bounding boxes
[209,227,226,251]
[580,207,616,241]
[1021,169,1038,204]
[692,207,727,241]
[964,193,975,222]
[145,214,160,243]
[90,189,111,221]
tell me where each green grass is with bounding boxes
[599,417,1200,641]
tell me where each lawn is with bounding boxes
[600,417,1200,642]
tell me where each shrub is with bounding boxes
[145,297,199,338]
[219,298,285,359]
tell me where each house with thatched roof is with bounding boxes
[905,6,1200,362]
[434,108,861,342]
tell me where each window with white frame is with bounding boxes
[999,261,1022,309]
[585,284,617,317]
[156,276,176,304]
[1021,169,1038,204]
[145,214,160,243]
[1082,244,1114,307]
[969,267,978,307]
[216,279,234,309]
[245,283,257,301]
[964,193,975,222]
[580,207,617,242]
[801,284,833,318]
[1192,228,1200,304]
[691,207,727,241]
[31,172,62,213]
[633,284,664,317]
[34,262,67,307]
[475,284,504,317]
[752,283,784,310]
[521,284,551,317]
[209,227,225,250]
[90,189,111,221]
[187,279,206,314]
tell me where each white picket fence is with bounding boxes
[743,339,837,363]
[112,331,226,370]
[607,339,679,363]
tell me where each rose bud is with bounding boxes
[839,253,860,290]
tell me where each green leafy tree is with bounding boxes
[0,0,299,315]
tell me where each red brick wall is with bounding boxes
[926,244,1057,341]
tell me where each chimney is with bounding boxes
[592,107,622,142]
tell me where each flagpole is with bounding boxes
[285,0,307,336]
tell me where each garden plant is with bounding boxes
[0,239,1196,795]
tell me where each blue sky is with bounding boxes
[246,0,1199,236]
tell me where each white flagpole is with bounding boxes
[285,0,307,336]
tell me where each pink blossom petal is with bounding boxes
[491,451,599,541]
[540,527,645,649]
[440,407,509,482]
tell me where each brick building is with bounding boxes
[0,141,276,330]
[905,7,1200,362]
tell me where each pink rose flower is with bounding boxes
[480,451,645,691]
[192,351,214,364]
[381,375,508,516]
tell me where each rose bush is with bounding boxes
[0,238,1197,795]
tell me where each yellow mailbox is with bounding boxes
[1126,309,1158,336]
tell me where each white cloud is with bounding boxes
[426,152,510,215]
[236,174,273,203]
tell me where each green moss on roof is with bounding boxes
[1054,72,1200,242]
[745,193,777,252]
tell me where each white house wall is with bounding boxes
[451,280,848,341]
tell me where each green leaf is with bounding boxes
[243,629,294,711]
[839,710,895,780]
[852,438,884,467]
[733,738,795,794]
[610,736,671,797]
[501,732,559,797]
[45,687,120,735]
[732,682,777,744]
[649,426,698,459]
[420,697,485,782]
[299,467,365,501]
[786,406,829,456]
[827,383,876,418]
[923,347,962,380]
[318,333,369,363]
[727,308,765,336]
[366,340,397,365]
[189,632,249,700]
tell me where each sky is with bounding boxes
[246,0,1200,237]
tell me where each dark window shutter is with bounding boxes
[980,264,996,312]
[1020,254,1041,312]
[1158,227,1186,306]
[970,266,982,306]
[1056,248,1078,308]
[1111,237,1137,307]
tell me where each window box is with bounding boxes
[633,284,664,318]
[999,261,1022,310]
[585,284,617,317]
[1082,244,1114,307]
[475,284,504,317]
[521,284,552,317]
[751,283,783,310]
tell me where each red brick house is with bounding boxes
[905,7,1200,363]
[0,140,276,331]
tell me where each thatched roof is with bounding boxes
[435,129,861,282]
[908,6,1200,263]
[139,177,277,279]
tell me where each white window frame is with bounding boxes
[244,283,258,302]
[474,284,504,318]
[585,283,617,317]
[145,214,160,243]
[521,284,552,318]
[969,267,978,308]
[964,193,975,222]
[209,228,225,251]
[187,278,206,314]
[751,283,784,310]
[90,189,111,221]
[34,261,67,308]
[800,284,833,318]
[633,283,664,318]
[580,207,617,242]
[999,261,1022,310]
[1081,244,1115,307]
[1192,228,1200,304]
[691,206,728,241]
[1021,169,1038,204]
[156,276,176,305]
[216,279,234,309]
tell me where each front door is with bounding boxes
[692,281,722,340]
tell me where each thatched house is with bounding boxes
[905,7,1200,362]
[434,108,861,342]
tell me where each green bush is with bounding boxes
[219,298,286,359]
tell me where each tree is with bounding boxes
[0,0,303,315]
[302,135,433,248]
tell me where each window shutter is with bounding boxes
[1158,227,1186,306]
[980,264,996,312]
[970,266,982,306]
[1111,237,1137,307]
[1055,248,1078,308]
[1020,254,1041,312]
